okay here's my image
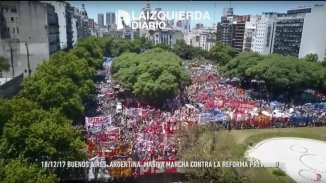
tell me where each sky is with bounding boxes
[68,1,326,28]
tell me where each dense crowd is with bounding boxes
[84,59,326,180]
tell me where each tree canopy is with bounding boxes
[209,42,237,65]
[111,48,191,105]
[221,52,326,96]
[172,39,210,60]
[0,36,102,181]
[0,158,58,183]
[0,56,10,72]
[304,53,319,62]
[102,36,154,57]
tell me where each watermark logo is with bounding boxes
[116,10,211,30]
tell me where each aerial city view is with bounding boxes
[0,1,326,183]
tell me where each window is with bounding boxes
[11,8,17,13]
[11,17,14,22]
[13,27,15,33]
[17,27,19,34]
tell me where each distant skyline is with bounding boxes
[68,1,326,27]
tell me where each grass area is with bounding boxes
[226,127,326,147]
[180,126,326,183]
[226,127,326,183]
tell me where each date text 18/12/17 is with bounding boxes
[41,161,105,168]
[42,161,66,168]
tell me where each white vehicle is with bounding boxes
[116,102,122,114]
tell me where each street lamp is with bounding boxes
[9,42,15,77]
[251,78,265,114]
[24,42,32,76]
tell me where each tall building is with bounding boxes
[41,1,68,50]
[66,3,77,49]
[217,9,250,52]
[78,4,91,38]
[185,27,216,51]
[272,6,314,57]
[195,23,204,30]
[0,1,60,78]
[98,13,104,27]
[272,16,304,57]
[298,5,326,61]
[232,22,245,52]
[243,15,261,51]
[223,7,234,16]
[88,18,95,35]
[106,12,116,29]
[251,12,280,55]
[231,15,250,52]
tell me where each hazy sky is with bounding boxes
[68,1,326,27]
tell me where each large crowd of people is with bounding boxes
[84,58,326,180]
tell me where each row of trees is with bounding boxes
[172,40,237,64]
[0,37,105,182]
[111,48,192,105]
[100,36,237,66]
[220,51,326,97]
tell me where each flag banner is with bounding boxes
[94,127,120,142]
[105,126,120,135]
[271,117,289,123]
[164,120,179,134]
[85,116,112,133]
[252,115,271,127]
[239,101,256,110]
[140,122,163,134]
[125,108,143,117]
[199,113,212,123]
[224,100,239,108]
[85,116,112,127]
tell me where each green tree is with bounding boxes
[221,52,326,97]
[112,48,191,105]
[0,98,85,163]
[172,39,194,60]
[221,51,264,78]
[0,56,11,77]
[155,43,172,51]
[179,125,248,183]
[209,42,236,65]
[0,158,58,183]
[304,53,319,62]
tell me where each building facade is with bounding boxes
[41,1,68,50]
[298,5,326,61]
[0,1,60,78]
[272,16,304,57]
[88,18,95,35]
[98,13,104,28]
[106,12,116,29]
[243,15,261,51]
[251,12,280,55]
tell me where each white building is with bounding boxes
[299,5,326,61]
[71,17,78,46]
[251,12,280,55]
[42,1,68,50]
[184,28,216,51]
[243,15,261,51]
[0,1,60,78]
